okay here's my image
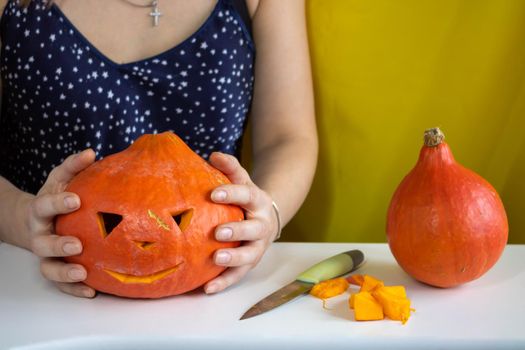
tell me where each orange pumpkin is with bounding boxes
[386,128,508,288]
[56,132,243,298]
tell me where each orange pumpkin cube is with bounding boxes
[372,286,412,324]
[353,291,384,321]
[359,275,385,292]
[310,278,349,299]
[346,274,365,286]
[373,285,407,299]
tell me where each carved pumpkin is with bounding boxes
[386,128,508,288]
[56,132,243,298]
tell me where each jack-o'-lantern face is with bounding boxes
[56,132,242,298]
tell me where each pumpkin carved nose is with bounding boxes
[134,241,156,250]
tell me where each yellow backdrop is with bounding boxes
[284,0,525,243]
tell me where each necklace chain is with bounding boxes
[120,0,162,27]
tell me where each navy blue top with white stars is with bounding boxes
[0,0,255,194]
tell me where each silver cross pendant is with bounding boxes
[149,0,162,27]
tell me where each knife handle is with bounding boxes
[296,250,364,284]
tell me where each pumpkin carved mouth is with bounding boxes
[104,263,183,284]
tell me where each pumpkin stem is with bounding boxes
[424,127,445,147]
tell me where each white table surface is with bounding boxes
[1,242,524,350]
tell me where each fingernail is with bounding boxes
[212,190,227,202]
[63,242,81,255]
[216,227,233,240]
[205,283,219,294]
[84,288,96,298]
[64,196,79,209]
[68,269,86,281]
[216,252,231,264]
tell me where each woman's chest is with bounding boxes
[51,0,219,65]
[0,0,255,157]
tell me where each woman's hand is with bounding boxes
[25,149,97,298]
[204,152,279,294]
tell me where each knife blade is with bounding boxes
[240,249,365,320]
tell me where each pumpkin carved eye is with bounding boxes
[172,209,193,232]
[97,212,123,238]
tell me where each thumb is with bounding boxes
[209,152,251,185]
[39,149,96,195]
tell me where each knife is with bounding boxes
[240,249,365,320]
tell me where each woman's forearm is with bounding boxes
[0,176,32,249]
[250,134,318,227]
[246,0,316,230]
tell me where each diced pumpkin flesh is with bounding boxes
[372,286,411,324]
[346,274,365,286]
[359,275,385,292]
[313,274,413,324]
[310,277,349,299]
[374,285,407,298]
[350,278,413,324]
[353,291,384,321]
[349,293,356,309]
